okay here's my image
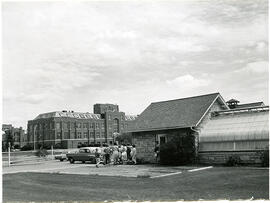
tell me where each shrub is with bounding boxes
[21,144,33,151]
[14,144,20,149]
[225,155,241,166]
[35,149,49,157]
[160,133,196,165]
[54,143,63,149]
[259,149,269,167]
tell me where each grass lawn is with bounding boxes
[3,167,269,201]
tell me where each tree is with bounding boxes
[115,132,132,144]
[4,130,14,151]
[160,133,196,165]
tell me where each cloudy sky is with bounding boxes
[3,0,268,129]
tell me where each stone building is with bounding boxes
[27,103,136,149]
[128,92,269,164]
[128,93,229,163]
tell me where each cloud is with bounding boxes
[236,61,268,74]
[166,74,210,89]
[2,0,268,129]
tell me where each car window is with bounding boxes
[79,149,85,153]
[85,149,90,153]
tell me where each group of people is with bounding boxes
[95,144,137,168]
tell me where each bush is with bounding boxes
[259,149,269,167]
[21,144,33,151]
[225,155,241,166]
[35,149,49,157]
[160,134,196,165]
[54,143,63,149]
[14,144,20,149]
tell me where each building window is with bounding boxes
[121,124,124,130]
[56,123,61,130]
[90,132,94,138]
[64,132,69,139]
[113,118,119,133]
[101,132,105,138]
[90,123,94,129]
[96,132,100,138]
[101,123,104,129]
[77,123,82,128]
[83,123,88,129]
[77,132,82,138]
[70,132,75,139]
[95,123,100,129]
[84,132,88,138]
[63,122,68,129]
[121,115,125,121]
[108,115,111,120]
[57,132,61,139]
[109,123,112,129]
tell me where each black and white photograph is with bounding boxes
[2,0,269,202]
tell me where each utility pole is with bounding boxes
[8,142,10,167]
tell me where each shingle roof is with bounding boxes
[235,102,264,109]
[130,93,225,132]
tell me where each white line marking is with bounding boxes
[150,171,182,179]
[188,166,213,172]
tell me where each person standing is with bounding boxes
[95,148,101,168]
[104,146,111,165]
[131,144,137,164]
[127,144,131,162]
[154,141,160,163]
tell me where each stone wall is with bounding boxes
[132,132,156,163]
[199,151,263,165]
[132,129,193,163]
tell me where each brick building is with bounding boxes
[27,104,137,149]
[128,92,269,164]
[2,124,26,150]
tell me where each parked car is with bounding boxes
[55,149,78,161]
[66,147,100,164]
[55,151,68,161]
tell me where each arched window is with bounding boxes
[113,118,119,133]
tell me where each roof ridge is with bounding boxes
[151,92,220,104]
[237,101,264,105]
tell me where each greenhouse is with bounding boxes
[199,106,269,164]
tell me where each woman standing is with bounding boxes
[131,144,137,164]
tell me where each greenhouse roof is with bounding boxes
[200,106,269,142]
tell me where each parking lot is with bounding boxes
[3,159,201,177]
[3,159,269,201]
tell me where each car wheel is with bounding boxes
[69,158,75,164]
[82,161,85,164]
[60,159,64,162]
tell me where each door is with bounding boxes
[156,134,167,145]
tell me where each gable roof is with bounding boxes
[129,93,228,132]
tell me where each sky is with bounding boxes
[2,0,269,130]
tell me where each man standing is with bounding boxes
[154,141,160,163]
